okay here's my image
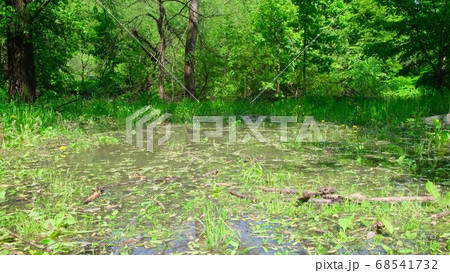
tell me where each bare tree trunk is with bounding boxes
[6,0,37,103]
[171,51,175,101]
[157,0,166,100]
[184,0,199,98]
[276,41,280,96]
[302,36,307,95]
[436,0,448,92]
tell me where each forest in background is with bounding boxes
[0,0,448,105]
[1,0,450,256]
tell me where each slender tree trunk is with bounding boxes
[302,35,307,95]
[436,0,448,93]
[184,0,199,98]
[157,0,166,100]
[276,41,281,96]
[6,0,37,103]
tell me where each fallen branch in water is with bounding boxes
[228,187,256,203]
[299,192,435,205]
[1,228,46,250]
[83,187,103,204]
[431,210,450,220]
[368,196,435,202]
[154,199,166,211]
[78,205,122,213]
[344,193,435,203]
[257,186,337,203]
[262,187,435,205]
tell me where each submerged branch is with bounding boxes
[431,210,450,220]
[1,228,46,250]
[228,187,256,203]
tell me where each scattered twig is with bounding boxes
[154,199,166,211]
[228,187,256,203]
[78,205,122,213]
[1,228,46,250]
[83,187,103,204]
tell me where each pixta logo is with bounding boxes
[126,106,171,152]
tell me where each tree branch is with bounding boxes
[31,0,53,22]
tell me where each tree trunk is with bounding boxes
[6,0,37,103]
[302,35,307,95]
[436,0,448,92]
[184,0,199,98]
[276,41,281,96]
[157,0,166,100]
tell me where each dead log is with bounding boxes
[431,210,450,220]
[310,199,334,205]
[322,194,344,202]
[345,193,435,203]
[78,205,122,213]
[297,190,320,203]
[228,187,256,203]
[317,186,337,195]
[285,198,336,205]
[368,196,435,202]
[299,193,435,205]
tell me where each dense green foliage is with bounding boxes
[0,0,448,101]
[1,0,450,256]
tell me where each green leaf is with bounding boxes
[54,212,65,227]
[43,219,55,231]
[0,190,6,203]
[425,182,440,200]
[41,239,56,245]
[64,215,77,225]
[338,216,354,232]
[398,248,413,254]
[381,218,394,234]
[404,231,417,240]
[0,249,9,255]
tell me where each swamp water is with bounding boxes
[1,123,449,254]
